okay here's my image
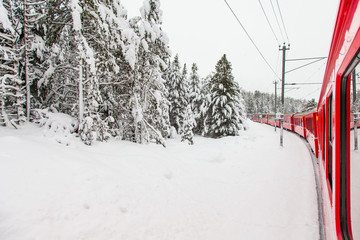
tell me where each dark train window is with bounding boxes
[349,64,360,239]
[328,94,333,190]
[323,107,326,164]
[306,117,314,134]
[340,52,360,239]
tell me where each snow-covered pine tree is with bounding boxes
[22,0,46,120]
[205,54,246,137]
[181,104,195,145]
[166,55,192,137]
[0,0,26,128]
[128,0,171,146]
[95,0,138,140]
[189,63,204,134]
[37,0,137,144]
[178,63,195,140]
[36,0,102,145]
[197,72,213,136]
[166,54,182,133]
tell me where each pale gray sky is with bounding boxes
[121,0,339,100]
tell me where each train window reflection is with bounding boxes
[350,64,360,239]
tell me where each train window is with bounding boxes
[350,64,360,239]
[340,54,360,239]
[323,107,326,164]
[306,117,314,134]
[328,94,333,190]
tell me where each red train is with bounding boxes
[251,0,360,239]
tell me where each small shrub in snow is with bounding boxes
[32,108,79,146]
[78,117,97,146]
[169,126,179,139]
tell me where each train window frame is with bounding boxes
[340,48,360,239]
[328,94,333,190]
[323,107,326,164]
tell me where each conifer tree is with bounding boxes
[205,54,246,137]
[0,0,25,128]
[167,54,183,133]
[181,104,195,145]
[189,63,204,134]
[178,63,195,141]
[128,0,171,146]
[197,73,212,135]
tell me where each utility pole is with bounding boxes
[280,43,290,147]
[274,80,278,132]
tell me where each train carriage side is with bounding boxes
[268,113,276,126]
[293,113,306,138]
[284,113,295,131]
[317,0,360,239]
[304,111,319,158]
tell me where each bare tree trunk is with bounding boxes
[79,59,84,123]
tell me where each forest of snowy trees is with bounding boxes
[242,91,317,115]
[0,0,314,146]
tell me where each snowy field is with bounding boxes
[0,121,319,240]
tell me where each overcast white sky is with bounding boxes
[121,0,339,100]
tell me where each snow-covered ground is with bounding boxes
[0,121,319,240]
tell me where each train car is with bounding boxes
[304,110,319,158]
[267,113,276,126]
[283,113,294,131]
[316,0,360,238]
[293,112,306,138]
[250,113,261,123]
[250,1,360,238]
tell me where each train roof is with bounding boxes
[318,0,360,108]
[293,108,317,117]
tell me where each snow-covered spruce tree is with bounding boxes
[36,0,102,145]
[166,55,193,136]
[178,63,195,140]
[0,0,26,128]
[198,72,212,135]
[189,63,205,134]
[181,104,195,145]
[128,0,171,146]
[39,0,137,144]
[21,0,47,119]
[205,54,246,137]
[95,1,139,140]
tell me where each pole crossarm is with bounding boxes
[286,56,327,61]
[285,82,322,85]
[285,58,325,74]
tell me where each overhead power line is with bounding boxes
[257,0,280,45]
[223,0,280,80]
[270,0,285,43]
[275,0,290,44]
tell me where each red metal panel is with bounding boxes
[317,0,360,238]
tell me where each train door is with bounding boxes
[340,53,360,239]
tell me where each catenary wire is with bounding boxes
[270,0,285,43]
[257,0,281,45]
[275,0,290,44]
[223,0,281,80]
